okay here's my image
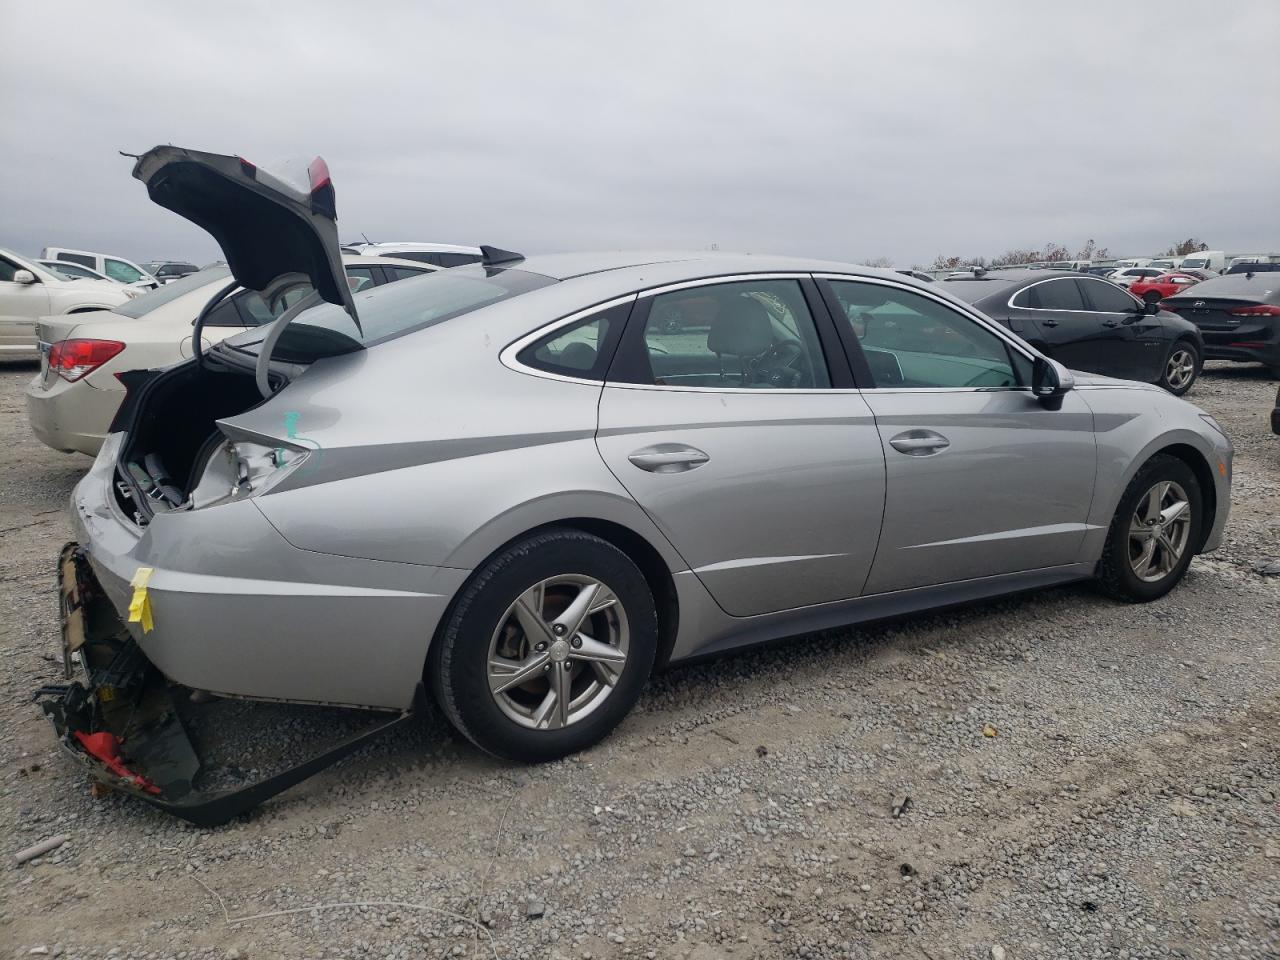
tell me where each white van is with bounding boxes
[1147,257,1183,271]
[40,247,160,288]
[1178,250,1226,273]
[1111,257,1155,269]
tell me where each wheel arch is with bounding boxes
[428,516,683,678]
[1152,442,1218,552]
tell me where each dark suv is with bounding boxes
[940,269,1206,395]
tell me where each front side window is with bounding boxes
[105,259,144,283]
[1080,278,1137,312]
[0,256,19,282]
[624,279,830,389]
[829,279,1026,389]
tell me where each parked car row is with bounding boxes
[2,249,137,355]
[26,254,438,455]
[32,145,1238,825]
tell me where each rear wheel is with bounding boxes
[430,529,656,761]
[1095,454,1202,602]
[1158,339,1200,396]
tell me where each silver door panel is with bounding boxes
[596,387,887,617]
[860,389,1099,593]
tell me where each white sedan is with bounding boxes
[25,254,435,455]
[1,249,135,356]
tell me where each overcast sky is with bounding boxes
[3,1,1277,269]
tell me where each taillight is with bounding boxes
[47,339,125,382]
[1228,305,1280,317]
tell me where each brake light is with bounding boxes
[1228,305,1280,317]
[47,339,125,382]
[308,156,331,193]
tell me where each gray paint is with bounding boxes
[71,255,1234,711]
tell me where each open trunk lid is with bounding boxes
[132,145,360,333]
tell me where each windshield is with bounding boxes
[1181,257,1209,269]
[237,266,556,362]
[113,264,232,318]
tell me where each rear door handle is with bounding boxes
[1041,318,1060,327]
[1102,319,1121,327]
[627,443,710,473]
[888,430,950,456]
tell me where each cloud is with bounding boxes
[2,0,1277,267]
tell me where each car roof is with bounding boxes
[936,268,1088,303]
[504,250,916,283]
[352,241,481,255]
[1166,272,1280,300]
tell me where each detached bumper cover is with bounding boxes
[35,544,421,827]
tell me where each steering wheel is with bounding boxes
[751,340,808,388]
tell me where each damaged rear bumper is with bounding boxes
[35,544,422,827]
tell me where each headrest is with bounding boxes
[706,294,773,357]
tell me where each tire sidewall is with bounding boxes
[1104,456,1203,601]
[1161,339,1200,396]
[436,532,656,761]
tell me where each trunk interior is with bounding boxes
[114,361,268,522]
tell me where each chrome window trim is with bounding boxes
[499,294,639,386]
[1006,275,1140,315]
[501,271,1044,394]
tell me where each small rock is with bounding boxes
[755,745,768,757]
[526,900,546,919]
[991,946,1007,960]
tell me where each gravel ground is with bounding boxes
[2,359,1277,960]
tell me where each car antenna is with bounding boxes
[481,245,524,266]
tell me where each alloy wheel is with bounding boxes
[486,575,629,730]
[1165,349,1196,391]
[1127,480,1192,582]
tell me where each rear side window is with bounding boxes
[57,252,95,268]
[617,279,830,389]
[438,252,481,267]
[517,302,630,381]
[387,265,428,282]
[1014,279,1085,310]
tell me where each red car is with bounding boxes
[1129,272,1203,304]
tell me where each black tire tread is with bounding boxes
[1095,453,1201,603]
[430,527,655,761]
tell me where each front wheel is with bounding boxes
[1158,340,1200,396]
[430,528,657,761]
[1095,454,1202,602]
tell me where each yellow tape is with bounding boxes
[128,567,155,633]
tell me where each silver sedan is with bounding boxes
[39,147,1232,822]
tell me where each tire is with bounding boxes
[1143,290,1162,305]
[1158,339,1200,396]
[1095,454,1203,603]
[429,528,657,761]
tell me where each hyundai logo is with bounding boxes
[1193,300,1206,308]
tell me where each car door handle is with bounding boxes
[1102,319,1121,327]
[888,431,950,456]
[627,444,710,473]
[1041,318,1060,327]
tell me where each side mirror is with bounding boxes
[1143,299,1160,316]
[12,269,36,284]
[1032,356,1073,411]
